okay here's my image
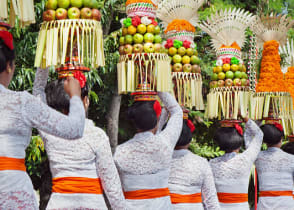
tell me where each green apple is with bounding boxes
[234,71,242,79]
[154,25,160,34]
[178,47,186,56]
[46,0,58,10]
[58,0,70,9]
[119,37,125,45]
[211,73,218,81]
[83,0,91,7]
[147,24,155,33]
[68,7,80,19]
[186,48,193,56]
[241,78,247,86]
[91,0,99,9]
[70,0,83,8]
[133,33,144,44]
[168,47,177,56]
[137,24,147,34]
[143,33,154,43]
[125,35,133,44]
[225,71,234,79]
[154,35,162,43]
[182,55,190,64]
[218,72,226,80]
[143,43,155,53]
[190,55,200,65]
[210,81,218,88]
[233,78,242,86]
[173,54,182,64]
[241,72,248,79]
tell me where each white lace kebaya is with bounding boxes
[33,68,126,210]
[0,72,85,209]
[169,149,221,210]
[255,147,294,210]
[114,92,183,210]
[209,119,263,210]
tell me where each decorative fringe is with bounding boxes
[172,72,204,110]
[117,53,172,94]
[250,92,293,120]
[248,34,259,91]
[34,19,105,69]
[205,87,251,120]
[280,115,294,136]
[0,0,35,28]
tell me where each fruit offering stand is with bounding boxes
[249,14,294,121]
[199,8,254,120]
[34,0,104,78]
[117,0,171,94]
[157,0,205,110]
[0,0,35,28]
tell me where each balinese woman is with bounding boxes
[255,123,294,209]
[0,30,85,209]
[168,118,220,210]
[210,118,263,210]
[33,68,126,210]
[114,92,183,210]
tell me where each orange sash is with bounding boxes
[0,157,26,171]
[259,191,293,197]
[124,188,170,200]
[52,177,103,194]
[170,193,202,204]
[217,192,248,203]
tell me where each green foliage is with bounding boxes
[190,140,225,159]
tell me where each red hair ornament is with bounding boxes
[273,122,283,132]
[73,71,87,88]
[187,120,195,133]
[234,124,243,136]
[0,31,14,50]
[153,100,162,118]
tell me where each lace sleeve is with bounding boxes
[157,92,183,148]
[241,119,263,163]
[21,92,85,139]
[32,67,49,103]
[202,162,221,210]
[156,108,168,134]
[93,130,127,210]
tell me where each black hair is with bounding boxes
[128,101,158,132]
[281,142,294,155]
[45,79,89,113]
[260,124,284,146]
[176,120,193,147]
[213,127,243,152]
[0,40,15,73]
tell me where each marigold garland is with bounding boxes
[126,0,157,7]
[165,19,195,33]
[256,40,288,92]
[220,42,241,50]
[285,66,294,108]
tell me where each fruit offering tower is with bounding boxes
[34,0,104,78]
[0,0,35,28]
[198,8,254,120]
[157,0,205,110]
[249,14,294,121]
[117,0,171,95]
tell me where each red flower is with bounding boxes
[187,120,195,133]
[132,16,141,27]
[165,39,174,49]
[234,124,243,136]
[273,122,283,132]
[183,40,191,48]
[0,31,14,50]
[73,71,87,88]
[222,57,231,64]
[153,100,162,118]
[150,18,158,26]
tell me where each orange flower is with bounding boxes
[285,66,294,108]
[165,19,195,33]
[256,40,288,93]
[126,0,157,7]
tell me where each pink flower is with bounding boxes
[132,16,141,27]
[183,40,191,48]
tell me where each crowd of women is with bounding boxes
[0,28,294,210]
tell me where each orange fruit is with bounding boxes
[223,63,231,72]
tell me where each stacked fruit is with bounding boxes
[165,39,201,73]
[118,17,163,55]
[210,56,249,88]
[43,0,101,21]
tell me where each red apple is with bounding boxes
[43,10,56,21]
[124,44,133,54]
[92,9,101,21]
[192,64,201,73]
[218,80,225,87]
[210,81,218,88]
[133,44,144,53]
[225,79,233,87]
[143,43,155,53]
[233,78,242,86]
[183,64,192,73]
[56,8,68,20]
[173,63,183,72]
[119,46,125,55]
[154,43,162,53]
[68,7,80,19]
[81,7,92,19]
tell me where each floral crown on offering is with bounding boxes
[126,0,158,18]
